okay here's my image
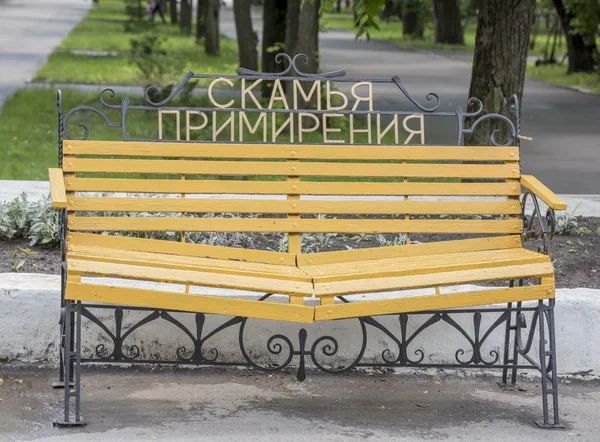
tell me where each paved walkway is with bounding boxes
[0,0,91,107]
[221,9,600,195]
[1,367,599,441]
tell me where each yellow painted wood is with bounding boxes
[65,141,520,161]
[66,282,314,323]
[303,249,550,282]
[314,262,554,296]
[65,178,520,196]
[63,158,520,179]
[68,244,311,281]
[521,175,567,210]
[68,232,296,266]
[48,168,67,208]
[67,259,314,296]
[296,236,522,266]
[67,197,522,215]
[314,284,554,320]
[67,217,523,234]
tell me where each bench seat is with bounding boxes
[64,233,555,324]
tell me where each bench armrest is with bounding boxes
[48,168,67,208]
[520,175,567,211]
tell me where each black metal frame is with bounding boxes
[53,54,563,429]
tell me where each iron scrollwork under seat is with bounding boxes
[51,53,566,429]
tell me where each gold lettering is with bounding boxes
[241,79,263,109]
[158,110,180,141]
[208,78,235,109]
[272,113,294,142]
[351,81,373,111]
[293,80,321,110]
[326,81,348,110]
[212,111,235,141]
[186,111,208,141]
[239,112,267,142]
[350,115,372,144]
[322,114,345,144]
[376,114,399,144]
[268,79,289,109]
[403,114,425,144]
[298,113,320,142]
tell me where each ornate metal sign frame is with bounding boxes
[54,54,561,429]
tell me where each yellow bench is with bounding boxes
[49,140,566,323]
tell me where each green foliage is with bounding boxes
[554,202,580,236]
[0,194,59,247]
[565,0,600,46]
[128,32,189,101]
[577,226,592,235]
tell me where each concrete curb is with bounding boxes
[1,273,599,376]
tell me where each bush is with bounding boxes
[0,193,60,247]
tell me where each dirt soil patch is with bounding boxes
[0,216,598,288]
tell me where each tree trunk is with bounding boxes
[552,0,597,73]
[234,0,258,70]
[336,0,341,13]
[262,0,287,95]
[402,0,424,38]
[432,0,464,45]
[180,0,192,35]
[197,0,208,39]
[291,0,320,108]
[205,0,220,56]
[170,0,178,24]
[285,0,301,57]
[466,0,536,146]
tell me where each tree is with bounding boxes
[197,0,208,39]
[205,0,221,56]
[552,0,598,72]
[170,0,178,24]
[180,0,193,35]
[466,0,536,146]
[432,0,464,45]
[234,0,258,70]
[403,0,426,38]
[262,0,287,95]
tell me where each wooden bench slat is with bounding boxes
[68,217,523,234]
[69,233,295,266]
[66,178,520,196]
[64,158,519,179]
[67,259,314,296]
[66,282,315,323]
[314,262,554,296]
[69,244,310,281]
[65,140,520,161]
[68,197,522,215]
[314,284,554,320]
[302,249,549,282]
[296,235,522,266]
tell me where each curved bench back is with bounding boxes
[61,140,523,255]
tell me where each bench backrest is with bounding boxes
[61,140,522,257]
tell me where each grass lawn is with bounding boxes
[527,63,600,94]
[34,0,239,86]
[0,89,407,180]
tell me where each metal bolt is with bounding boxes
[291,185,298,190]
[290,166,297,172]
[290,151,297,157]
[66,181,73,187]
[292,222,298,228]
[511,169,517,174]
[326,309,332,315]
[547,288,553,295]
[291,203,297,209]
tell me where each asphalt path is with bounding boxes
[0,0,91,106]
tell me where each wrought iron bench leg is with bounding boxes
[54,301,85,427]
[501,281,523,386]
[535,299,564,429]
